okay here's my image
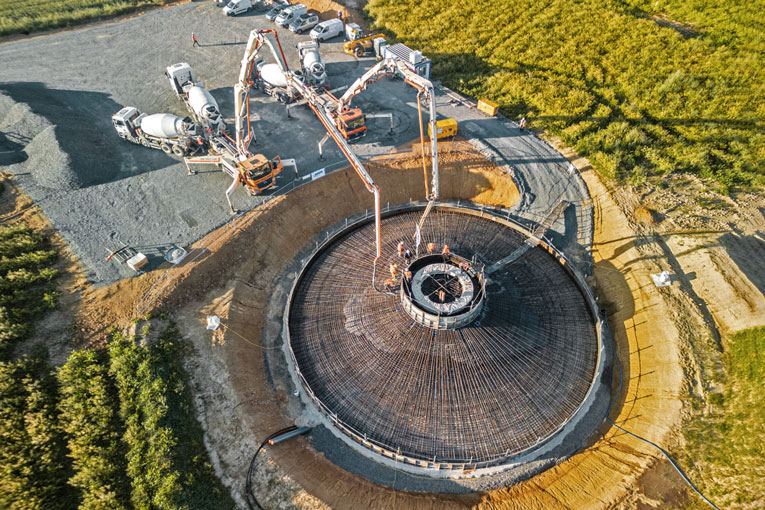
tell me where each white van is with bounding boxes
[222,0,252,16]
[275,4,306,27]
[310,18,344,42]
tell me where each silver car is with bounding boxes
[289,13,318,34]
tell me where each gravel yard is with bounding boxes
[0,1,591,285]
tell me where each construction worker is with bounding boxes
[438,289,446,302]
[192,33,200,48]
[384,278,395,291]
[427,242,436,254]
[442,244,450,257]
[404,270,413,281]
[397,241,404,257]
[519,116,526,131]
[389,263,398,278]
[460,261,471,272]
[404,249,412,264]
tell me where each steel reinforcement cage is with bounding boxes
[283,201,604,473]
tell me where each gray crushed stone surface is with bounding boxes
[0,2,591,285]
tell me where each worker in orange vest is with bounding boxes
[404,270,413,281]
[442,244,450,256]
[384,278,395,291]
[192,33,200,48]
[397,241,404,257]
[427,242,436,254]
[389,263,398,278]
[438,289,446,302]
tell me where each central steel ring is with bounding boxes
[411,263,474,314]
[399,254,486,330]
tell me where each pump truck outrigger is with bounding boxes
[181,36,296,214]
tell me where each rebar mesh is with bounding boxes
[288,208,598,464]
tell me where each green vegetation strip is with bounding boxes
[0,225,59,360]
[367,0,764,192]
[682,326,765,509]
[0,0,175,37]
[0,327,236,510]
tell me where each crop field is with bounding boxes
[367,0,765,192]
[681,326,765,509]
[0,324,236,510]
[0,0,173,36]
[0,225,58,359]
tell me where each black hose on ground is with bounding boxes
[244,425,298,510]
[601,310,721,510]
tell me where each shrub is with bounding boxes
[57,349,130,510]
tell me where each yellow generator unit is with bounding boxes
[428,118,458,140]
[477,98,499,117]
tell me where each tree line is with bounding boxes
[0,327,236,510]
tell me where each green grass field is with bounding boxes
[681,326,765,509]
[367,0,765,193]
[0,0,173,36]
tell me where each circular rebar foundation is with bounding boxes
[286,205,601,476]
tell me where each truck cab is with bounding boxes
[223,0,252,16]
[289,12,318,34]
[165,62,199,97]
[238,154,283,194]
[337,108,366,140]
[112,107,143,139]
[275,4,306,27]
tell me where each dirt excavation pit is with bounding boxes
[133,146,621,509]
[13,135,750,508]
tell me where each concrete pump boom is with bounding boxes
[290,75,383,262]
[234,29,291,155]
[338,57,439,200]
[242,29,383,267]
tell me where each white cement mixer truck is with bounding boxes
[258,63,303,103]
[112,107,198,156]
[297,40,327,87]
[166,62,226,134]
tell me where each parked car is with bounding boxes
[265,4,288,21]
[310,18,344,41]
[289,13,319,34]
[275,4,306,28]
[222,0,253,16]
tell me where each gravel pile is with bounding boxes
[0,84,120,190]
[21,125,80,190]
